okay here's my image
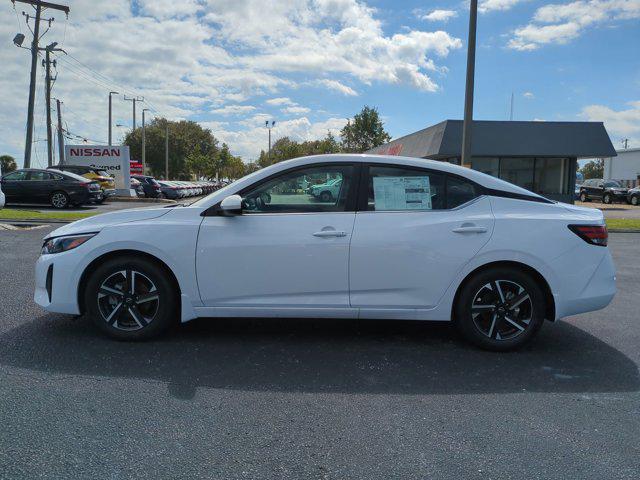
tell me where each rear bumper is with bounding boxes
[102,188,117,198]
[554,248,616,319]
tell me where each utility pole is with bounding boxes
[622,138,629,150]
[55,98,64,163]
[165,122,169,180]
[123,95,143,130]
[108,91,118,145]
[509,92,514,121]
[461,0,478,167]
[142,108,150,174]
[42,42,63,166]
[12,0,70,168]
[265,120,275,162]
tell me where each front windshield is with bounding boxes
[605,181,621,188]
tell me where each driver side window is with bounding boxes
[241,165,355,214]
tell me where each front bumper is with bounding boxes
[102,188,117,198]
[34,252,82,315]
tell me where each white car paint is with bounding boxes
[34,154,615,336]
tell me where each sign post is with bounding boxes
[64,145,134,196]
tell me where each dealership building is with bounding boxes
[366,120,616,204]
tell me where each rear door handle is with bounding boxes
[452,226,487,234]
[313,230,347,238]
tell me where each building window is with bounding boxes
[500,158,535,192]
[471,157,499,178]
[534,158,568,195]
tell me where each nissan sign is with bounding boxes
[64,145,132,193]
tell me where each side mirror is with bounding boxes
[219,194,243,215]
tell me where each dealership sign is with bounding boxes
[64,145,131,191]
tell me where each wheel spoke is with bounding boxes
[504,316,525,332]
[487,313,498,338]
[491,281,505,303]
[128,306,148,328]
[508,292,530,309]
[136,292,159,305]
[99,286,124,298]
[472,304,495,311]
[105,302,123,325]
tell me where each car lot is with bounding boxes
[0,226,639,478]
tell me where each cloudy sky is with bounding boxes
[1,0,639,168]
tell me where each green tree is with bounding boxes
[124,119,220,179]
[221,156,246,180]
[580,159,604,179]
[340,106,391,153]
[256,132,342,167]
[185,146,212,179]
[0,155,17,174]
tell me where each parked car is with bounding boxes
[48,164,116,202]
[579,179,628,204]
[310,177,343,202]
[130,177,145,197]
[131,175,162,198]
[0,165,4,210]
[627,186,640,206]
[574,184,581,200]
[35,154,615,350]
[2,168,102,208]
[157,181,182,200]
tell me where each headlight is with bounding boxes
[41,233,96,255]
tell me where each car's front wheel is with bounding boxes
[454,267,546,351]
[631,195,639,206]
[50,191,69,209]
[603,193,612,204]
[84,256,178,340]
[579,192,588,202]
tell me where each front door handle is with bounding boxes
[313,230,347,238]
[452,226,487,234]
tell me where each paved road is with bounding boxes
[0,227,639,479]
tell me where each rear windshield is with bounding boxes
[96,170,112,177]
[49,169,89,183]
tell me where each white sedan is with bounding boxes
[34,154,616,350]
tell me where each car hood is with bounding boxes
[44,206,173,239]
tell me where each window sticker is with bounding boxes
[373,176,432,210]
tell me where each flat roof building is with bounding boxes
[366,120,616,203]
[603,148,640,186]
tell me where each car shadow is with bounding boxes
[0,314,638,401]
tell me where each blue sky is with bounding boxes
[1,0,638,167]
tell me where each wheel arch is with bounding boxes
[451,260,555,322]
[77,249,181,315]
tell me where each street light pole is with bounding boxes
[265,120,275,162]
[108,91,118,145]
[142,108,150,174]
[461,0,478,167]
[165,122,169,180]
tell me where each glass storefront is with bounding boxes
[470,157,570,198]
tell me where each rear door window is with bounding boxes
[365,165,445,211]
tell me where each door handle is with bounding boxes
[452,226,487,234]
[313,230,347,238]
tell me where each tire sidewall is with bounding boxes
[50,191,69,209]
[453,267,546,351]
[84,256,178,340]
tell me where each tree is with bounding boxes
[124,119,220,179]
[580,159,604,179]
[340,106,391,153]
[185,146,212,179]
[256,132,342,167]
[0,155,17,174]
[221,156,246,180]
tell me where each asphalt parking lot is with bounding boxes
[0,227,639,479]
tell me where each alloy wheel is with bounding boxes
[632,196,638,206]
[51,192,68,208]
[470,280,533,341]
[97,269,160,331]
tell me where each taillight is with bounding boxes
[568,224,608,246]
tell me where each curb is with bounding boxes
[111,197,175,203]
[0,218,71,225]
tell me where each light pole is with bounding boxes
[461,0,478,167]
[108,91,119,145]
[265,120,275,162]
[142,108,150,174]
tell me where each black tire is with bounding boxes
[631,195,639,206]
[84,255,178,340]
[579,192,588,202]
[453,267,546,351]
[603,193,612,204]
[50,191,69,209]
[320,191,333,202]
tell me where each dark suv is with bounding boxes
[131,175,162,198]
[1,168,102,208]
[579,179,628,204]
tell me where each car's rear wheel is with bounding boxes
[454,267,546,351]
[579,192,588,202]
[84,256,178,340]
[50,191,69,209]
[320,191,333,202]
[603,193,612,204]
[631,195,639,206]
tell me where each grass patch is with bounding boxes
[606,218,640,231]
[0,208,97,222]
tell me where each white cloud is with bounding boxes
[581,100,640,147]
[211,105,257,116]
[421,9,458,22]
[265,97,295,106]
[479,0,526,13]
[314,79,358,96]
[282,106,311,114]
[523,92,535,99]
[508,0,640,50]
